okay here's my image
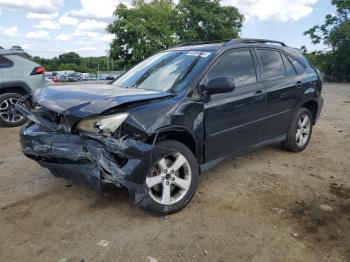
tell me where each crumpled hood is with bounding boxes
[34,84,172,117]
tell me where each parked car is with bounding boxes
[65,72,81,82]
[17,39,323,214]
[0,48,45,127]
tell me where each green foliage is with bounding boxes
[176,0,243,42]
[107,0,178,67]
[107,0,244,67]
[304,0,350,81]
[31,52,122,73]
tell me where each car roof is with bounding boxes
[0,48,27,56]
[170,38,309,66]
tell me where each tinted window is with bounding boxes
[257,49,285,79]
[0,55,13,68]
[288,55,305,74]
[282,53,296,76]
[208,50,256,86]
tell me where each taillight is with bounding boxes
[31,66,45,75]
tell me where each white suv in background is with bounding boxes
[0,47,45,127]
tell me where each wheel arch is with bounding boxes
[301,100,318,124]
[149,126,198,161]
[0,83,30,96]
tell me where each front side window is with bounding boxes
[257,49,285,80]
[208,49,257,87]
[113,51,214,92]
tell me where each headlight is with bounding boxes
[76,113,129,134]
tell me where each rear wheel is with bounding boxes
[282,108,313,152]
[0,93,27,127]
[141,140,199,215]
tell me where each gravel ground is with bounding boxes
[0,83,349,262]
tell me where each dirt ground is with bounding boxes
[0,83,349,262]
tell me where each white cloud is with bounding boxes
[68,0,127,20]
[72,30,100,38]
[58,13,78,26]
[2,26,20,37]
[33,20,60,30]
[71,19,108,39]
[26,30,50,40]
[55,33,71,41]
[0,0,63,14]
[76,19,108,32]
[224,0,319,22]
[76,46,97,52]
[27,12,58,19]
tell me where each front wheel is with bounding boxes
[282,108,313,152]
[141,140,199,215]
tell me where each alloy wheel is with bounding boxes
[296,114,311,147]
[146,152,192,205]
[0,97,24,124]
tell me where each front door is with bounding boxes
[203,49,267,162]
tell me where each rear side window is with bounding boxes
[282,53,296,76]
[208,49,257,87]
[257,49,285,80]
[287,55,305,74]
[0,55,13,68]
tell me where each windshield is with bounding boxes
[112,50,214,92]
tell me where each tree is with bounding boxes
[107,0,244,67]
[58,52,82,65]
[175,0,243,42]
[107,0,178,67]
[304,0,350,81]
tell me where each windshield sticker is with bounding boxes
[186,51,211,58]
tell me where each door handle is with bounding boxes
[296,81,303,88]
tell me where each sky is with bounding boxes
[0,0,335,58]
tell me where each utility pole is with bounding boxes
[106,49,110,75]
[97,63,100,80]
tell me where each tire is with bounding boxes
[282,108,313,152]
[0,92,28,127]
[140,140,199,215]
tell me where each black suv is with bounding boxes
[18,39,323,214]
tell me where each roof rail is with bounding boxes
[225,38,286,47]
[174,40,230,47]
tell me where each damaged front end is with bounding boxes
[17,103,161,204]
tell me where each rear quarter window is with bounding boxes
[0,55,13,68]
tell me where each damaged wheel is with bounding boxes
[143,140,198,215]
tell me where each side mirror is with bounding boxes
[203,76,235,95]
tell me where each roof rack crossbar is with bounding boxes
[225,38,286,47]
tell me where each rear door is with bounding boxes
[204,49,266,161]
[255,49,302,139]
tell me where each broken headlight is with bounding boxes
[76,113,129,134]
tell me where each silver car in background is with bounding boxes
[0,47,45,127]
